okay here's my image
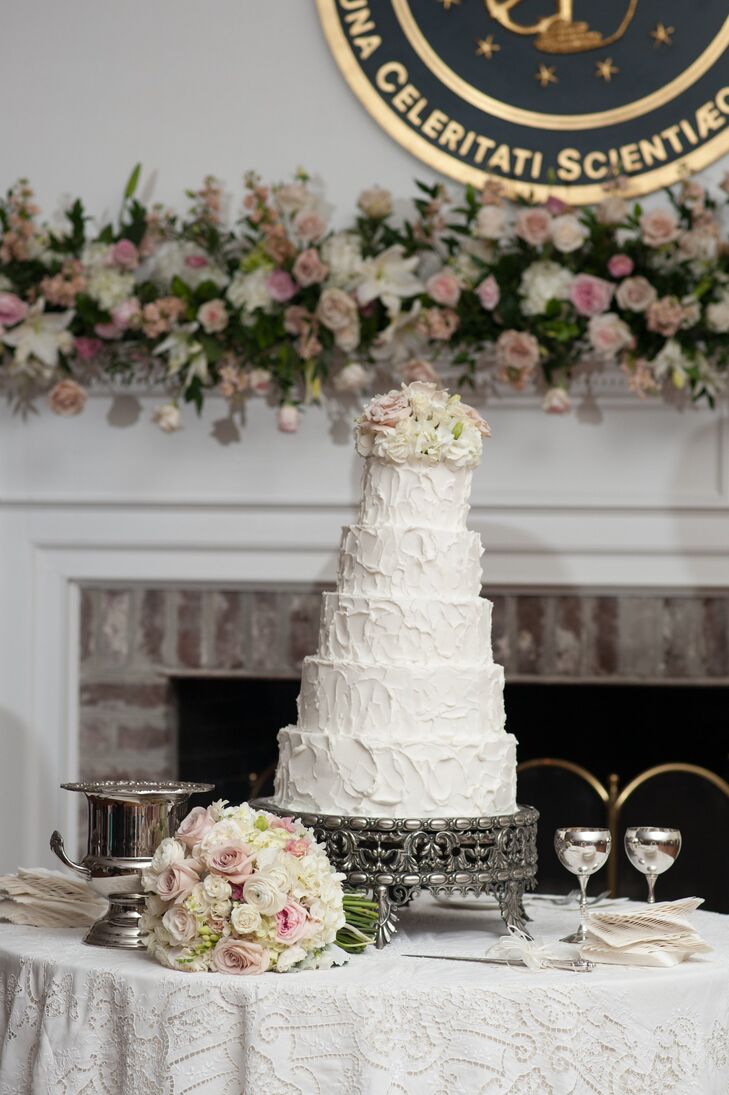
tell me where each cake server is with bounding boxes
[402,953,595,972]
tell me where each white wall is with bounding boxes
[1,2,729,871]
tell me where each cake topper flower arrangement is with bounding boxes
[141,799,376,974]
[355,381,491,469]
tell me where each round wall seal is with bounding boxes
[316,0,729,202]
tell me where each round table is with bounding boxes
[1,896,728,1094]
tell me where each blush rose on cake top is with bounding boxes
[355,381,491,469]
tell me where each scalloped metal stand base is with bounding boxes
[251,799,539,949]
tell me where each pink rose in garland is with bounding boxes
[111,239,138,269]
[0,292,28,327]
[197,299,229,333]
[74,337,103,361]
[266,270,298,303]
[570,274,613,317]
[588,313,634,358]
[477,275,500,311]
[607,254,634,279]
[426,270,461,308]
[515,207,552,247]
[277,404,300,433]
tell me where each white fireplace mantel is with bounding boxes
[1,391,729,872]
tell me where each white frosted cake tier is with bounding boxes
[297,658,505,740]
[338,525,483,599]
[358,458,472,531]
[319,592,493,666]
[275,725,517,817]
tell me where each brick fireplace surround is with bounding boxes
[79,584,729,786]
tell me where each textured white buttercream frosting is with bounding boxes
[274,453,518,817]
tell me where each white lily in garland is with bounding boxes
[356,245,422,316]
[153,324,209,385]
[2,301,73,379]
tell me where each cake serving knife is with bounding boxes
[402,953,595,973]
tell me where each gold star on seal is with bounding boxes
[650,22,674,46]
[475,34,500,60]
[535,64,558,88]
[595,57,619,82]
[437,0,460,9]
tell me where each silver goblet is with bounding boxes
[554,827,612,944]
[624,827,682,904]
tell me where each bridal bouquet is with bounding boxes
[141,800,374,974]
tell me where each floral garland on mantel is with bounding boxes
[1,167,729,433]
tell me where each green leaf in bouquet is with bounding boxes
[171,276,193,302]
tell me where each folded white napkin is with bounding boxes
[581,897,712,967]
[0,868,107,928]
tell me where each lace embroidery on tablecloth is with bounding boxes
[2,950,729,1095]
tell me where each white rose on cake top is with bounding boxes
[355,381,491,469]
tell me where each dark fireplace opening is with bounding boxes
[173,677,729,911]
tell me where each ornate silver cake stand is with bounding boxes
[251,799,539,948]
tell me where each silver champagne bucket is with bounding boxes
[51,779,213,948]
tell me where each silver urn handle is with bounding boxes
[50,830,91,880]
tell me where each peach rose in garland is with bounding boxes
[542,388,572,414]
[515,207,552,247]
[210,937,270,975]
[474,204,507,241]
[588,313,634,358]
[197,299,229,333]
[48,378,88,417]
[293,208,326,243]
[277,404,300,434]
[401,358,440,384]
[425,270,461,308]
[176,806,215,849]
[640,208,680,248]
[646,296,684,337]
[496,329,540,388]
[292,248,328,287]
[550,213,588,253]
[615,276,657,313]
[569,274,613,317]
[357,186,392,219]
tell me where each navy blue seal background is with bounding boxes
[317,0,729,202]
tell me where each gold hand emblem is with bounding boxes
[484,0,638,54]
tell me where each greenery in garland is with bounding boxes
[1,166,728,432]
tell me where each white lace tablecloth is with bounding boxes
[2,895,729,1095]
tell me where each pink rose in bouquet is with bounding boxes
[48,379,87,417]
[211,938,270,975]
[426,270,461,308]
[176,805,215,848]
[515,207,551,247]
[640,208,679,248]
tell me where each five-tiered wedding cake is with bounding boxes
[274,382,518,818]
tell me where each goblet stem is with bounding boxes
[578,873,590,936]
[646,872,657,904]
